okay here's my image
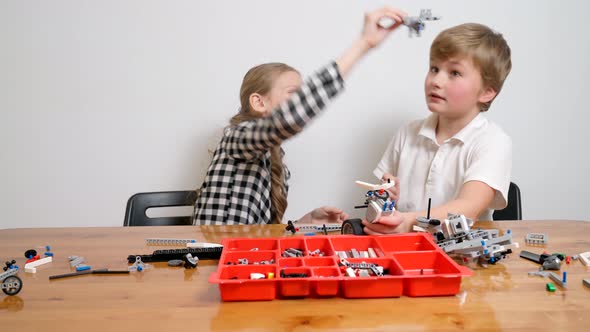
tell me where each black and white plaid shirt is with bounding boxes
[194,62,344,225]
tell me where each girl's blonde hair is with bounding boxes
[231,63,299,224]
[431,23,512,112]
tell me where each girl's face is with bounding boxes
[261,71,302,116]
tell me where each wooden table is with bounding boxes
[1,221,589,331]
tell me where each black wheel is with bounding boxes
[2,276,23,296]
[24,249,37,259]
[341,218,365,235]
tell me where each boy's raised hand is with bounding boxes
[361,6,407,49]
[361,211,413,234]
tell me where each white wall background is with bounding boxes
[1,0,589,228]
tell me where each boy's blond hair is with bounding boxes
[431,23,512,112]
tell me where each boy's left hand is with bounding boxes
[362,211,414,234]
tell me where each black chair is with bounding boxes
[123,190,198,226]
[493,182,522,220]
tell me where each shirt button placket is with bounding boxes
[427,146,440,191]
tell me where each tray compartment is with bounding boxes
[393,251,466,297]
[305,236,335,256]
[216,265,278,301]
[278,238,307,257]
[221,250,277,266]
[278,267,312,297]
[339,257,404,298]
[278,257,304,267]
[224,238,278,251]
[311,267,341,297]
[376,233,438,253]
[330,236,384,258]
[304,257,337,267]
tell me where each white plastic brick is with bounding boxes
[578,252,590,266]
[24,256,53,273]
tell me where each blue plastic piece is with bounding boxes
[304,232,316,236]
[45,252,54,257]
[76,265,91,272]
[46,245,51,251]
[562,271,567,283]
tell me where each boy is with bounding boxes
[364,23,513,234]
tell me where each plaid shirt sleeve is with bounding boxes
[223,61,345,160]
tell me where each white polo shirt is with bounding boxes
[373,113,512,221]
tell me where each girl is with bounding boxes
[195,6,407,225]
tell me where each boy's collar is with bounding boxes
[418,113,487,144]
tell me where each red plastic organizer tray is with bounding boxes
[209,233,472,301]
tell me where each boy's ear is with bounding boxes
[249,93,268,115]
[478,86,497,104]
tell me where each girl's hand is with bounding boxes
[336,6,407,78]
[308,206,349,224]
[361,6,407,49]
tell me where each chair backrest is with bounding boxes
[493,182,522,220]
[123,190,198,226]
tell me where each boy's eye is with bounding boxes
[451,70,461,77]
[430,66,439,73]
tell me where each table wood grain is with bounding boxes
[1,220,589,331]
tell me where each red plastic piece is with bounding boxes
[566,256,571,264]
[26,255,40,263]
[209,233,473,301]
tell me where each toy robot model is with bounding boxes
[341,180,396,235]
[414,200,518,266]
[378,9,441,37]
